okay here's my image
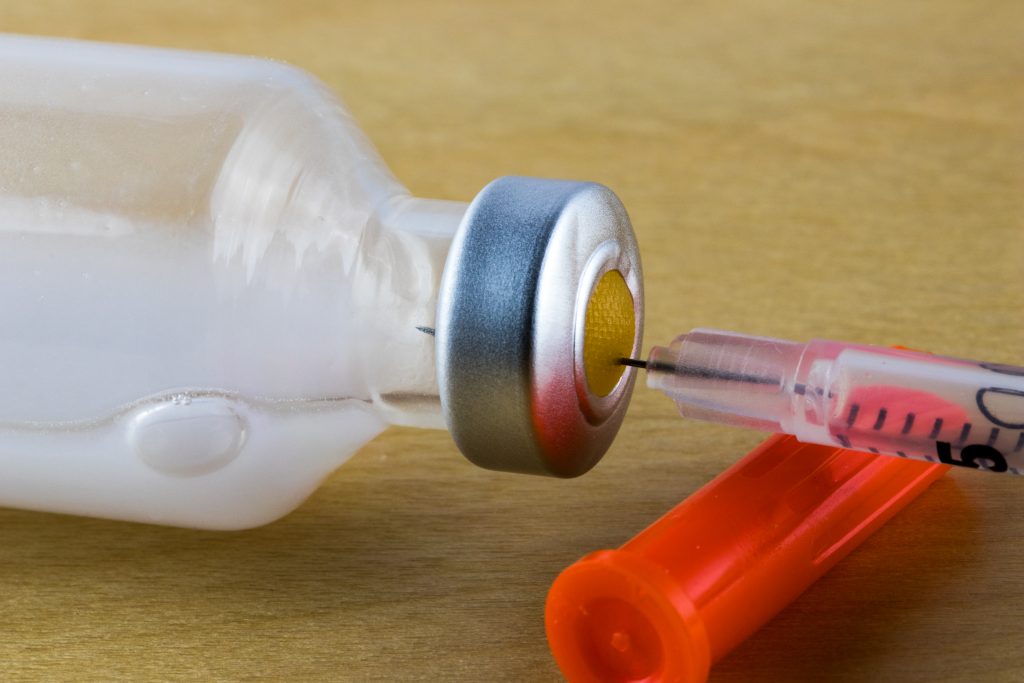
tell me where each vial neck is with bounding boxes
[352,196,468,429]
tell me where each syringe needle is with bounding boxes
[619,356,779,386]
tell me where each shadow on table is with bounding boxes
[710,476,979,683]
[0,442,574,679]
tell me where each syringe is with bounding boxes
[626,329,1024,474]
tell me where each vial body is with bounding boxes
[0,34,464,528]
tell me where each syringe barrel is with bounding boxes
[649,328,1024,474]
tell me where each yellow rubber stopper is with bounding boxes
[583,270,636,397]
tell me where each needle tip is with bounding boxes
[619,357,647,369]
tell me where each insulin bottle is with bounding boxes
[0,34,643,529]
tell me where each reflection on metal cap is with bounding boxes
[436,176,643,477]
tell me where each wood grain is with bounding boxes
[0,1,1022,680]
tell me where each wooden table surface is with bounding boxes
[1,1,1023,681]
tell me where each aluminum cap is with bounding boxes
[436,176,643,477]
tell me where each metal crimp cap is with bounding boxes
[436,176,644,477]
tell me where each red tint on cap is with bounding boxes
[546,434,948,683]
